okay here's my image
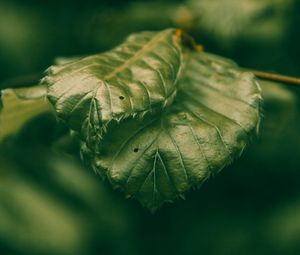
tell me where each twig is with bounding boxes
[251,70,300,87]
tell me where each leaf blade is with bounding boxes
[83,52,262,212]
[0,86,50,142]
[45,28,183,148]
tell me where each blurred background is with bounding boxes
[1,0,300,254]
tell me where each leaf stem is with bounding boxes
[177,29,204,52]
[250,70,300,87]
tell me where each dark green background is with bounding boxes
[1,0,300,254]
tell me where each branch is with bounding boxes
[251,70,300,87]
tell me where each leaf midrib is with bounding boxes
[104,30,177,81]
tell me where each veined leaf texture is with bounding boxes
[44,29,262,211]
[45,28,182,148]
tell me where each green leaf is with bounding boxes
[185,0,291,44]
[82,52,262,212]
[0,85,51,142]
[45,28,182,148]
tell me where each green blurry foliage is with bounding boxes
[182,0,300,75]
[0,114,139,255]
[0,86,50,141]
[1,0,300,255]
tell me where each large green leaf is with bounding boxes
[82,52,261,212]
[45,28,182,148]
[0,85,50,142]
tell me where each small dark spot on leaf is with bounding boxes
[119,96,125,100]
[179,113,187,119]
[133,148,139,152]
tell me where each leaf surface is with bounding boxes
[0,86,50,142]
[82,52,262,211]
[45,29,182,148]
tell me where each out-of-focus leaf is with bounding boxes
[258,80,297,135]
[242,80,300,165]
[82,52,261,212]
[0,144,137,255]
[185,0,293,47]
[45,28,182,148]
[0,85,51,142]
[266,196,300,251]
[0,2,50,81]
[0,163,88,255]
